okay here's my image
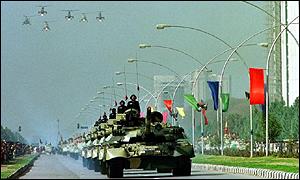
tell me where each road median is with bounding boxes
[192,154,299,179]
[1,153,40,179]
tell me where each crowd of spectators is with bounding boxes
[1,139,32,164]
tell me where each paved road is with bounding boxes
[20,154,261,179]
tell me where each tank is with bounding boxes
[98,107,195,178]
[83,117,117,172]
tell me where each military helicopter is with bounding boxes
[96,11,105,22]
[42,21,51,31]
[22,15,35,25]
[79,13,88,22]
[62,10,79,21]
[37,6,48,16]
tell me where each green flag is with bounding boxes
[221,93,230,112]
[184,94,198,111]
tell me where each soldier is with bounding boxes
[101,112,108,123]
[109,108,116,119]
[117,100,127,114]
[126,94,141,117]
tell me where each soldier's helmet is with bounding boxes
[120,100,125,105]
[130,94,137,101]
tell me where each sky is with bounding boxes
[2,1,296,145]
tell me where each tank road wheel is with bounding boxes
[94,158,100,172]
[172,156,191,176]
[107,158,124,178]
[83,157,87,167]
[100,160,107,175]
[157,168,172,173]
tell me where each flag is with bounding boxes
[224,121,228,134]
[249,68,265,105]
[176,107,185,119]
[184,94,199,111]
[260,83,267,114]
[162,111,168,124]
[245,91,250,100]
[221,93,230,112]
[163,100,173,113]
[201,109,208,125]
[125,95,128,101]
[39,138,43,144]
[114,100,118,107]
[140,112,145,117]
[207,81,219,110]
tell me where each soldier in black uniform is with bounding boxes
[126,94,141,117]
[117,100,127,114]
[109,108,116,119]
[100,112,108,123]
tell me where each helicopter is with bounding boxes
[96,11,105,22]
[79,13,88,22]
[42,21,50,31]
[62,10,79,21]
[22,15,35,25]
[37,6,48,16]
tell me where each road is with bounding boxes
[20,154,261,179]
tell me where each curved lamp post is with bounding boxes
[116,82,157,111]
[242,1,299,46]
[139,43,209,70]
[242,1,299,107]
[220,15,298,156]
[128,58,181,78]
[156,23,249,71]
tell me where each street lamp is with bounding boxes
[128,58,181,78]
[139,43,208,69]
[116,82,157,111]
[220,16,298,156]
[155,23,249,71]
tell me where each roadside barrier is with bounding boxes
[192,163,299,179]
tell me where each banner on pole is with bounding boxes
[221,93,230,112]
[249,68,265,105]
[207,81,219,110]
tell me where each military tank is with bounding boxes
[98,107,195,178]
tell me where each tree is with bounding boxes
[290,96,299,139]
[255,101,283,142]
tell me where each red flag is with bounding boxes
[163,100,173,113]
[201,109,208,125]
[249,68,265,105]
[162,111,168,124]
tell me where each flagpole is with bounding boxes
[219,81,224,156]
[265,16,298,156]
[201,113,204,155]
[250,104,253,158]
[192,90,195,148]
[192,108,195,148]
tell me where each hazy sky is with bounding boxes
[2,1,277,144]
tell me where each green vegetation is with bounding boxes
[1,154,36,179]
[1,125,27,144]
[192,154,299,173]
[194,96,299,142]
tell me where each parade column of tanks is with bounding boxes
[62,105,194,178]
[97,107,195,178]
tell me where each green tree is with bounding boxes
[255,101,283,142]
[290,97,299,139]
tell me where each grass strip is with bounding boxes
[1,154,37,179]
[192,154,299,173]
